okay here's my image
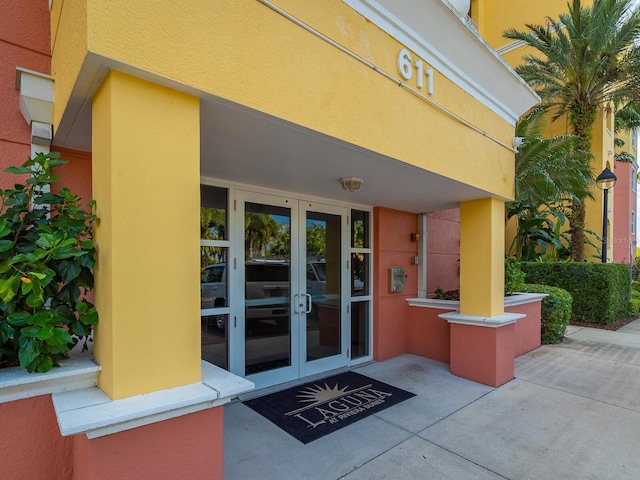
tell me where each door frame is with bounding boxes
[232,190,301,388]
[200,179,374,389]
[231,191,350,389]
[298,200,350,378]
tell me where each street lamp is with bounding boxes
[595,166,617,263]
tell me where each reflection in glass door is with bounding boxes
[235,193,349,388]
[244,201,293,377]
[305,211,341,362]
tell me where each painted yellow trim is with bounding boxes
[460,198,504,317]
[52,0,517,199]
[92,71,201,399]
[50,0,87,130]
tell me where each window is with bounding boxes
[350,209,372,360]
[200,185,229,370]
[633,169,637,193]
[632,211,636,236]
[633,128,638,151]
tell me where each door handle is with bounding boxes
[305,293,313,314]
[294,293,306,314]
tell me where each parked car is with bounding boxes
[201,260,327,331]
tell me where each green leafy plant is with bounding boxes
[629,290,640,317]
[0,152,98,372]
[504,0,640,261]
[521,262,630,324]
[505,257,525,294]
[521,283,572,344]
[506,109,594,261]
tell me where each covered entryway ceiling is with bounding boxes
[200,96,494,213]
[53,76,504,214]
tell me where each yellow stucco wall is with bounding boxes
[52,0,519,200]
[92,71,201,399]
[50,0,87,130]
[460,198,505,317]
[475,0,593,50]
[49,0,533,391]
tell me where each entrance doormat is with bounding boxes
[243,371,415,444]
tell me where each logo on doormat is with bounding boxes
[244,372,415,444]
[286,382,394,428]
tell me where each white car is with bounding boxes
[201,261,327,331]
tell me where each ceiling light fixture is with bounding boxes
[339,177,364,192]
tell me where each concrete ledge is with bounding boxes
[53,361,253,439]
[406,298,459,310]
[504,293,548,307]
[0,358,100,404]
[408,293,547,310]
[439,312,525,328]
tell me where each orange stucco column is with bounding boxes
[449,322,515,387]
[72,407,224,480]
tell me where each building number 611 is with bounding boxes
[397,48,434,95]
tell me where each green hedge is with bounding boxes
[521,262,630,324]
[520,283,572,344]
[630,289,640,316]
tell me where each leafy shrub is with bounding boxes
[521,262,630,324]
[505,256,525,294]
[521,283,572,344]
[629,289,640,316]
[634,256,640,280]
[0,152,98,372]
[633,280,640,293]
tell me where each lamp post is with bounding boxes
[595,167,617,263]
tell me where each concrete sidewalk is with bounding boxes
[224,321,640,479]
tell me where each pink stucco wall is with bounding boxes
[450,322,515,387]
[0,0,51,187]
[373,207,462,361]
[0,393,225,480]
[55,147,93,204]
[407,297,542,375]
[426,209,460,294]
[613,160,637,265]
[0,395,73,480]
[506,301,542,357]
[408,307,452,363]
[373,207,418,360]
[73,407,224,480]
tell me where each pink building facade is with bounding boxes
[613,158,638,266]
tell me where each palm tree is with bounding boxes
[504,0,640,261]
[245,213,280,259]
[508,110,593,260]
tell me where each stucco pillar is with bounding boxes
[91,71,201,399]
[459,197,504,317]
[441,197,521,387]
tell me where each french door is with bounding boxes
[234,191,349,389]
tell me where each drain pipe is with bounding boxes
[418,213,428,298]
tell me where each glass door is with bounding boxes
[234,192,349,388]
[237,192,299,388]
[300,203,349,377]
